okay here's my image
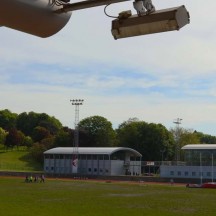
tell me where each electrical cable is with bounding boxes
[104,4,118,19]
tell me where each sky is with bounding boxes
[1,0,216,135]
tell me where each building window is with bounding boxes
[184,171,189,176]
[80,154,86,160]
[130,156,135,161]
[98,155,103,160]
[94,168,97,172]
[104,155,109,160]
[51,167,54,170]
[92,155,97,160]
[192,172,196,177]
[54,155,59,159]
[170,171,174,176]
[100,169,103,172]
[105,169,109,173]
[87,155,92,160]
[177,171,181,176]
[88,168,91,172]
[65,155,71,159]
[207,172,211,177]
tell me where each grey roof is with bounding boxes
[182,144,216,150]
[44,147,142,156]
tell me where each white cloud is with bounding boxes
[1,0,216,136]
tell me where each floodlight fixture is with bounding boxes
[70,99,84,106]
[173,118,183,125]
[111,5,190,39]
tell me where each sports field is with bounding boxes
[0,177,216,216]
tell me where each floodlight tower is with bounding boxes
[70,99,84,173]
[173,118,182,162]
[70,99,84,150]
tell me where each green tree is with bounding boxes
[17,112,62,137]
[22,136,33,148]
[5,128,25,149]
[170,128,200,160]
[40,136,55,149]
[116,119,143,150]
[32,126,51,142]
[0,127,7,145]
[16,112,39,136]
[0,109,17,130]
[30,142,47,164]
[54,128,74,147]
[116,119,174,161]
[179,129,200,146]
[194,131,216,144]
[79,116,116,147]
[38,113,62,135]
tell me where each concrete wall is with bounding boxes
[111,160,124,175]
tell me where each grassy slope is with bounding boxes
[0,145,43,171]
[0,178,216,216]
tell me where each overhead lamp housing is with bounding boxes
[111,5,190,39]
[0,0,72,38]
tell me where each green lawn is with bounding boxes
[0,177,216,216]
[0,145,43,171]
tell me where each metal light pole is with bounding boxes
[212,153,214,183]
[173,118,182,162]
[160,149,165,165]
[200,152,203,184]
[70,99,84,173]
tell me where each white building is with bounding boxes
[44,147,142,176]
[160,144,216,180]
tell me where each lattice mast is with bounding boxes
[173,118,182,162]
[70,99,84,172]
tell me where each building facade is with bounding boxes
[44,147,142,176]
[160,144,216,180]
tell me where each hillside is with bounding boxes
[0,145,43,171]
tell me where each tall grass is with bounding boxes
[0,177,216,216]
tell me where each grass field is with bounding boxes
[0,145,42,171]
[1,177,216,216]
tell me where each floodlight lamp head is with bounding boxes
[71,99,84,105]
[111,5,190,39]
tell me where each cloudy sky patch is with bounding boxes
[1,0,216,135]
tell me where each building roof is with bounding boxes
[182,144,216,150]
[44,147,142,157]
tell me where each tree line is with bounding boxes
[0,109,215,164]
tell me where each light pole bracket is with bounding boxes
[55,0,131,13]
